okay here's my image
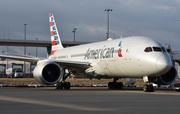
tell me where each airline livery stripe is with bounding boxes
[49,13,64,53]
[118,48,122,57]
[51,41,55,46]
[51,31,54,36]
[50,22,52,27]
[118,41,122,46]
[51,50,57,55]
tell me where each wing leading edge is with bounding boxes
[0,55,42,63]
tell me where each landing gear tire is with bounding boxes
[143,84,154,92]
[108,82,123,90]
[56,82,63,89]
[143,85,148,92]
[56,82,70,90]
[56,68,71,90]
[64,82,70,89]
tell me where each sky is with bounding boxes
[0,0,180,58]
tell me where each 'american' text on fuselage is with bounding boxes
[84,47,114,60]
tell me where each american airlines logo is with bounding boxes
[118,41,122,57]
[84,47,114,60]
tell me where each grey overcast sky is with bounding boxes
[0,0,180,57]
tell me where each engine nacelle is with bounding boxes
[33,60,62,85]
[152,66,177,85]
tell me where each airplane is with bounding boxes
[0,13,177,92]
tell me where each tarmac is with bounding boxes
[0,86,180,114]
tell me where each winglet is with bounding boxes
[49,13,63,55]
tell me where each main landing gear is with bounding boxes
[143,76,154,92]
[108,78,123,90]
[56,69,71,89]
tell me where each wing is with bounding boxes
[0,55,91,71]
[0,55,42,63]
[52,59,91,71]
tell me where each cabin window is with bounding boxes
[144,47,152,52]
[153,47,162,52]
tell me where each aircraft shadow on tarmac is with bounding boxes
[39,87,178,92]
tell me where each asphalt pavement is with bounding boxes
[0,87,179,114]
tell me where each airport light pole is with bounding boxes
[104,8,113,40]
[28,53,31,77]
[36,38,38,57]
[24,23,27,77]
[7,26,10,69]
[2,51,4,77]
[72,28,77,42]
[97,36,100,41]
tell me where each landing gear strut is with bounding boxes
[143,76,154,92]
[56,69,71,89]
[108,78,123,90]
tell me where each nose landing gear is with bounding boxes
[143,84,154,92]
[143,76,154,92]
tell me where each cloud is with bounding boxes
[0,0,180,56]
[153,5,176,11]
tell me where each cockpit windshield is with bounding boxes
[144,47,166,53]
[153,47,162,52]
[144,47,152,52]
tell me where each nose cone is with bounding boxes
[156,54,172,74]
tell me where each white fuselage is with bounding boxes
[49,36,172,78]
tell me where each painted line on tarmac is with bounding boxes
[149,92,180,96]
[112,90,180,95]
[0,95,111,111]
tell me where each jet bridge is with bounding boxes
[165,44,180,64]
[171,51,180,64]
[165,44,180,79]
